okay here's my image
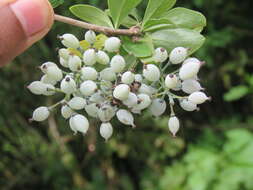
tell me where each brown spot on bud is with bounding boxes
[160,48,165,52]
[111,98,121,106]
[131,82,141,93]
[42,64,47,70]
[137,99,142,104]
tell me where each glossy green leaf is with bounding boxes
[129,8,141,22]
[143,19,173,32]
[143,0,176,25]
[122,35,154,58]
[70,5,113,28]
[223,85,249,102]
[121,16,139,28]
[108,0,142,28]
[151,28,205,55]
[106,8,139,28]
[49,0,64,8]
[162,7,207,32]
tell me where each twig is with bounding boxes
[54,14,141,36]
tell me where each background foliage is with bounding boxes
[1,0,253,189]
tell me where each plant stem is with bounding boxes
[54,14,141,36]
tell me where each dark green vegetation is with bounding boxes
[1,0,253,189]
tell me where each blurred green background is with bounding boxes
[1,0,253,189]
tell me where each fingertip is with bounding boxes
[0,0,54,66]
[10,0,54,39]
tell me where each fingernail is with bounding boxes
[10,0,47,37]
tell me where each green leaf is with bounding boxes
[93,34,108,50]
[162,7,207,32]
[70,5,113,28]
[49,0,64,8]
[151,28,205,55]
[129,8,141,22]
[122,35,154,58]
[108,0,142,28]
[143,0,176,26]
[121,17,139,28]
[223,85,249,102]
[67,48,82,57]
[143,19,173,32]
[79,40,90,51]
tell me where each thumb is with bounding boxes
[0,0,54,66]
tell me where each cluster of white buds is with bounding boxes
[28,30,210,140]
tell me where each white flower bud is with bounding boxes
[46,66,63,82]
[100,122,113,141]
[169,47,188,64]
[182,79,203,94]
[85,30,96,44]
[61,34,80,49]
[89,91,105,103]
[104,37,121,52]
[97,105,116,122]
[168,116,180,136]
[85,103,99,118]
[149,99,167,117]
[68,55,82,71]
[27,81,47,95]
[179,61,201,80]
[41,75,57,85]
[172,80,182,91]
[183,57,201,65]
[68,97,86,110]
[81,67,98,81]
[80,80,97,96]
[83,49,97,66]
[138,84,157,96]
[143,64,160,82]
[113,84,130,101]
[123,92,138,107]
[40,62,57,73]
[134,74,143,83]
[58,48,70,60]
[69,114,89,134]
[100,68,116,81]
[60,76,77,94]
[134,94,151,110]
[180,99,198,112]
[121,71,135,84]
[188,91,210,104]
[61,105,74,119]
[96,50,110,65]
[165,74,178,89]
[32,106,50,122]
[131,107,141,114]
[43,84,55,96]
[110,55,126,73]
[100,81,113,93]
[60,57,69,68]
[153,47,168,63]
[116,109,135,127]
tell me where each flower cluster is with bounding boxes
[28,30,210,140]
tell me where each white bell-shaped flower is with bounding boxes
[100,122,113,141]
[116,109,135,127]
[32,106,50,122]
[69,114,89,134]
